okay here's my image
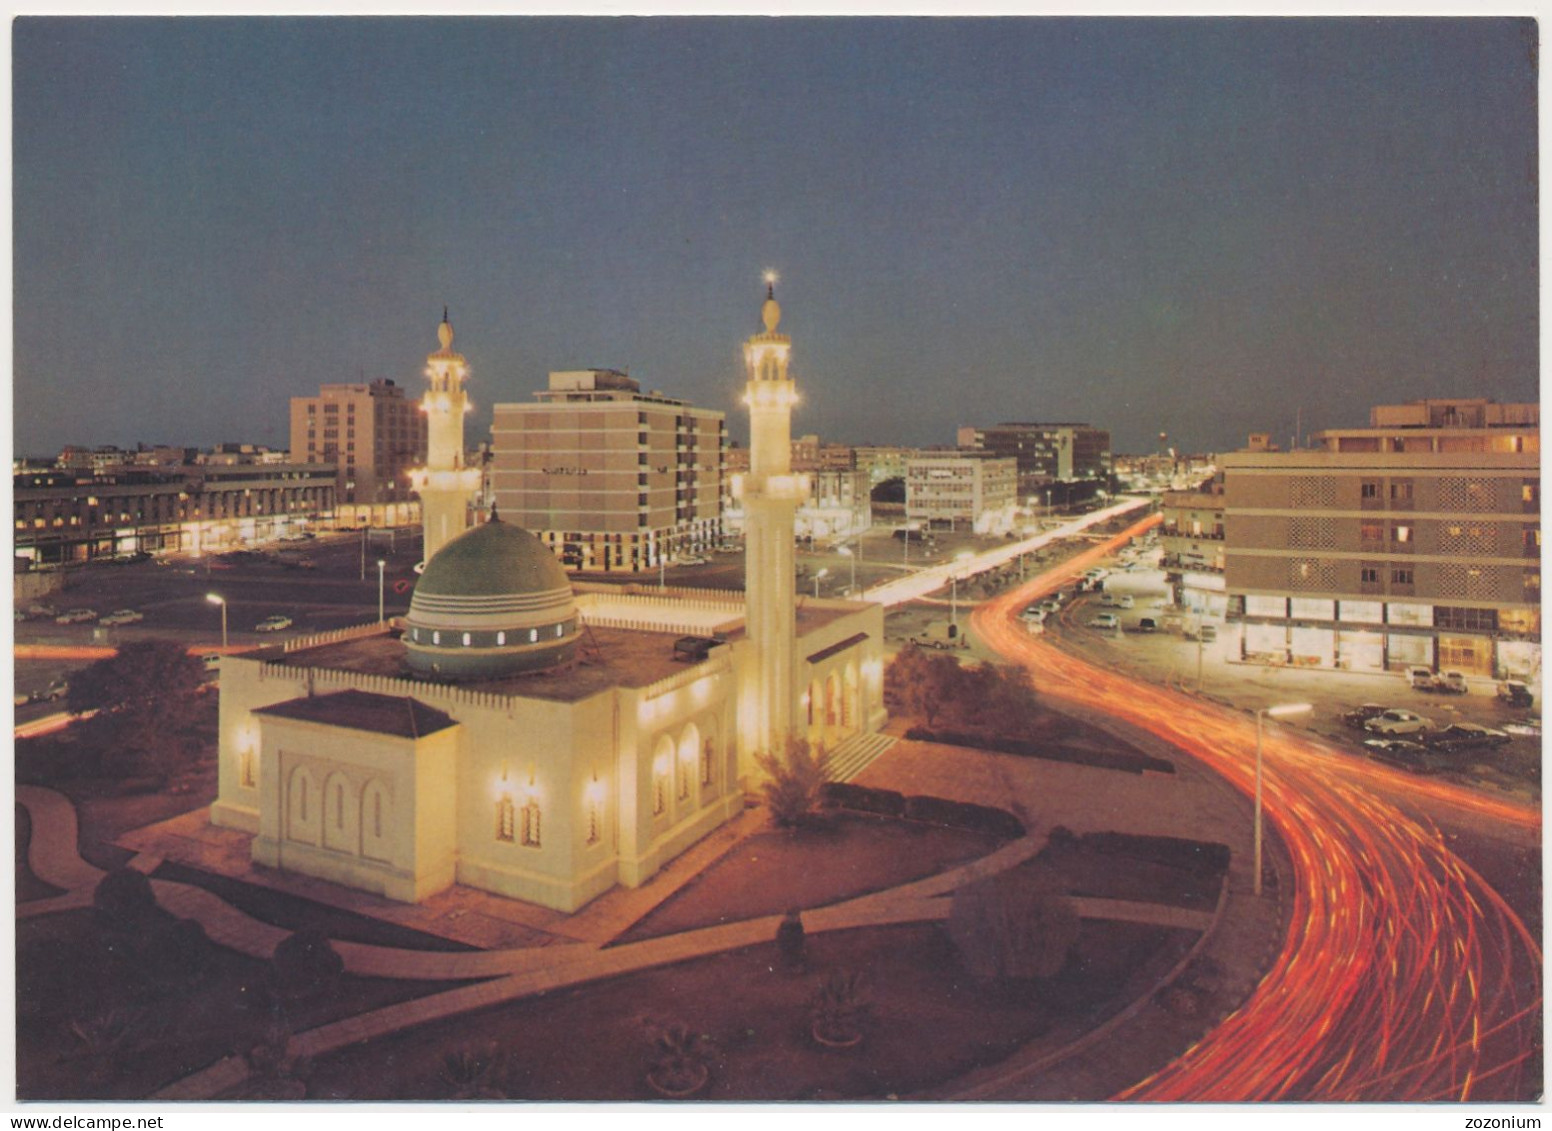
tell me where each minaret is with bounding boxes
[409,310,482,564]
[741,277,809,756]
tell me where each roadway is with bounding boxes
[971,514,1541,1101]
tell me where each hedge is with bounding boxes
[902,795,1026,838]
[903,726,1174,776]
[1077,832,1231,877]
[819,781,905,817]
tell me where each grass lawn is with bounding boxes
[15,908,478,1101]
[305,919,1197,1101]
[616,811,1004,944]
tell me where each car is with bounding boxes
[98,608,144,625]
[1497,680,1535,708]
[54,608,99,625]
[33,677,70,702]
[676,556,708,567]
[1362,738,1438,773]
[1018,606,1045,623]
[201,654,222,672]
[1425,722,1511,751]
[1406,667,1437,691]
[24,604,57,619]
[1364,709,1434,736]
[1432,671,1468,695]
[1136,617,1159,633]
[1087,613,1120,630]
[1100,592,1134,609]
[255,615,294,633]
[1342,703,1392,730]
[1038,598,1062,614]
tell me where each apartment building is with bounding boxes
[1222,398,1540,680]
[290,379,426,526]
[905,452,1018,534]
[1160,482,1227,614]
[491,369,724,573]
[957,422,1111,496]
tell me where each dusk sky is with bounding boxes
[13,17,1539,458]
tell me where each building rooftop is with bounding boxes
[255,689,458,738]
[267,602,863,704]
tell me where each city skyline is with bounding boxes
[14,17,1539,458]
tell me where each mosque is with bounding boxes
[209,288,887,912]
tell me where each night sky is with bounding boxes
[12,17,1539,458]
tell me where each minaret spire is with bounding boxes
[741,273,807,759]
[409,310,482,565]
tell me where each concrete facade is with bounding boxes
[1222,399,1540,679]
[490,370,724,574]
[290,379,425,527]
[906,452,1018,534]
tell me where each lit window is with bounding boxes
[529,629,538,643]
[1392,525,1412,544]
[496,796,515,842]
[433,631,441,645]
[497,631,506,645]
[463,632,471,646]
[521,800,542,848]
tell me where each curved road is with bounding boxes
[972,516,1541,1102]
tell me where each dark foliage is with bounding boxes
[819,781,906,817]
[1078,832,1231,877]
[903,726,1174,776]
[902,795,1025,839]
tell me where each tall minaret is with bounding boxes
[741,276,809,756]
[409,309,482,564]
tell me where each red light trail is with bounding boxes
[972,514,1540,1101]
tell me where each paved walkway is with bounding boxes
[16,781,1232,1101]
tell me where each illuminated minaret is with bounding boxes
[741,276,809,755]
[409,310,483,564]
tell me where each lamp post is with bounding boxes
[813,567,828,598]
[949,550,975,631]
[837,544,856,595]
[377,559,386,623]
[903,521,919,564]
[1254,703,1311,896]
[206,593,227,651]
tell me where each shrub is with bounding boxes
[645,1022,711,1097]
[819,781,905,817]
[810,969,871,1046]
[948,872,1081,986]
[1080,832,1231,877]
[271,929,344,1006]
[92,867,158,927]
[754,737,829,827]
[440,1046,507,1100]
[903,795,1025,838]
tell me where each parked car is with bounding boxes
[1018,606,1045,624]
[1136,617,1159,633]
[54,608,98,625]
[1425,722,1511,751]
[1038,598,1062,614]
[24,604,57,619]
[201,654,223,672]
[255,615,294,633]
[1497,680,1535,708]
[32,677,70,703]
[1406,667,1436,691]
[1100,592,1134,609]
[909,621,968,650]
[1362,738,1438,774]
[1342,703,1393,729]
[1087,613,1120,630]
[98,608,144,625]
[1364,709,1434,736]
[1432,671,1468,695]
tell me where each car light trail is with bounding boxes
[971,541,1540,1102]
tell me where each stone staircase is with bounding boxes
[824,731,898,782]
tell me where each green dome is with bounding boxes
[404,517,580,680]
[414,518,570,599]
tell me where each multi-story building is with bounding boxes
[491,369,724,573]
[14,462,337,564]
[852,446,919,487]
[905,452,1018,534]
[1222,398,1540,680]
[1161,481,1227,614]
[957,422,1111,497]
[290,379,426,527]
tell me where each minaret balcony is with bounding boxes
[743,383,798,409]
[409,467,483,492]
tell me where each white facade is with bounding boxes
[906,453,1018,534]
[408,315,482,563]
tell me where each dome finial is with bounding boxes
[760,271,781,333]
[438,307,453,351]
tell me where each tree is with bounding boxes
[948,871,1080,989]
[753,736,829,827]
[68,640,207,780]
[886,648,1040,735]
[92,867,158,927]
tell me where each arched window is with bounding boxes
[239,750,255,789]
[496,796,516,842]
[529,629,538,643]
[463,632,472,646]
[433,630,441,645]
[521,799,542,848]
[497,631,506,646]
[701,739,715,786]
[586,798,602,845]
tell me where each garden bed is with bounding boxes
[303,919,1197,1101]
[902,725,1173,775]
[16,908,476,1100]
[615,812,1004,944]
[15,804,66,902]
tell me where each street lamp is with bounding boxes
[1254,703,1311,896]
[903,521,920,564]
[949,550,975,631]
[377,559,386,623]
[837,544,856,595]
[206,593,227,651]
[813,567,828,598]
